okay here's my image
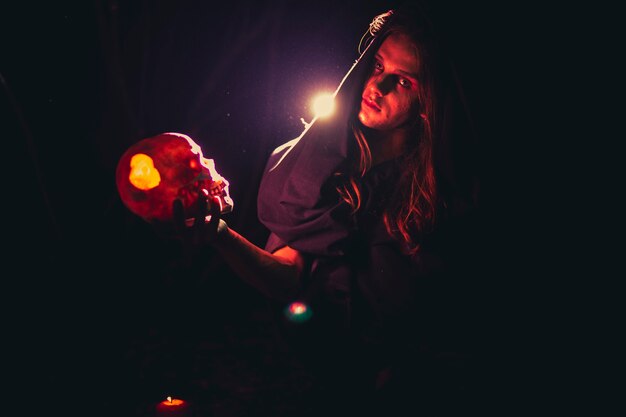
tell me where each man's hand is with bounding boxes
[173,191,227,247]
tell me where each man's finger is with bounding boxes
[173,198,185,233]
[193,192,208,229]
[208,195,222,222]
[203,195,222,236]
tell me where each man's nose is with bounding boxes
[370,74,393,96]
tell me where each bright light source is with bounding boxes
[311,92,335,118]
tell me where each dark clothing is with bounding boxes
[258,141,478,415]
[264,157,430,346]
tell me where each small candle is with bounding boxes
[155,396,189,417]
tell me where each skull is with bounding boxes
[115,132,233,223]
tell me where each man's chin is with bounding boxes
[358,111,379,129]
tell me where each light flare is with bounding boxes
[284,301,313,323]
[311,92,335,118]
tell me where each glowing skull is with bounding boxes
[116,132,233,223]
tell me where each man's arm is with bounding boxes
[175,195,305,302]
[211,220,305,302]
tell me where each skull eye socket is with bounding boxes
[128,153,161,190]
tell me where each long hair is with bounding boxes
[337,7,448,254]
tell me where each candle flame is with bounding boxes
[160,396,184,407]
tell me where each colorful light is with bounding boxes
[284,301,313,323]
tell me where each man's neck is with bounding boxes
[366,128,410,166]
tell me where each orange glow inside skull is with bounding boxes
[128,153,162,190]
[116,132,233,223]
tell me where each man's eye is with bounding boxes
[398,78,411,88]
[373,62,383,72]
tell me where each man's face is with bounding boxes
[358,32,421,131]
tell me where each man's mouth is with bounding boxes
[362,98,381,111]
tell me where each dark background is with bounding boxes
[2,0,546,416]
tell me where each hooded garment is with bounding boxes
[255,5,481,403]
